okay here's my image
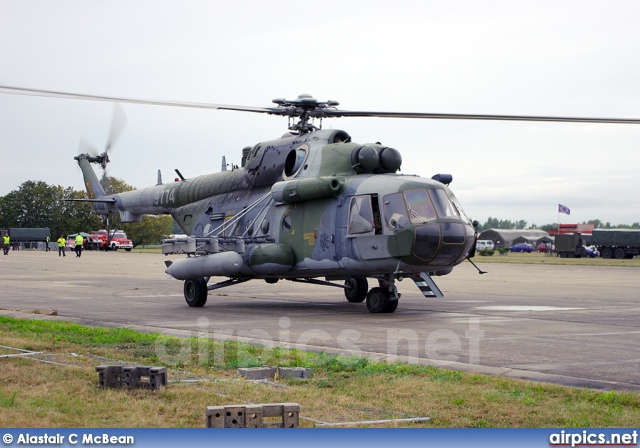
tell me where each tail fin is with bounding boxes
[75,154,106,199]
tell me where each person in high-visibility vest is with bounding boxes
[57,235,66,257]
[2,233,10,255]
[75,234,84,258]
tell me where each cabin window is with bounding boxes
[347,195,375,235]
[261,218,270,235]
[429,189,459,218]
[404,189,437,223]
[383,193,408,230]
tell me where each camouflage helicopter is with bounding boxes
[2,86,639,313]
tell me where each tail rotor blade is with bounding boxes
[78,137,99,156]
[105,103,127,153]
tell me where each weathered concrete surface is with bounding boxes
[1,250,639,391]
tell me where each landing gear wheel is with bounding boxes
[601,248,612,259]
[366,287,387,313]
[184,278,208,307]
[344,276,368,303]
[384,299,399,313]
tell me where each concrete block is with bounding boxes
[205,403,300,428]
[244,405,264,428]
[282,403,300,428]
[205,406,225,428]
[237,367,277,380]
[277,367,312,379]
[149,367,167,389]
[97,365,166,390]
[224,406,246,428]
[96,365,123,388]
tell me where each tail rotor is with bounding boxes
[75,103,127,193]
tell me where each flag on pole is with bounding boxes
[558,204,570,215]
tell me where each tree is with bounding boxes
[122,215,174,247]
[482,217,526,230]
[585,219,603,229]
[0,181,103,237]
[538,223,557,232]
[514,220,527,230]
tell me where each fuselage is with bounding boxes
[78,128,476,278]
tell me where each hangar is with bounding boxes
[477,229,552,248]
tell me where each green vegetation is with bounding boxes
[1,317,639,428]
[0,179,172,247]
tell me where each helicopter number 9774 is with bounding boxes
[1,86,638,314]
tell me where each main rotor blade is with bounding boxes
[0,85,277,114]
[2,85,639,124]
[322,109,640,125]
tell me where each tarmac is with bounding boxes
[1,249,639,391]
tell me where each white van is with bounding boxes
[476,240,495,251]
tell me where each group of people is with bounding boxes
[2,233,85,257]
[56,234,85,257]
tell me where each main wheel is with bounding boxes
[184,278,208,307]
[384,299,399,313]
[344,276,368,303]
[601,248,612,259]
[366,287,390,313]
[613,248,626,259]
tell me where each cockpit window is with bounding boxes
[428,189,459,218]
[383,192,409,230]
[447,190,471,224]
[404,189,437,223]
[348,195,375,235]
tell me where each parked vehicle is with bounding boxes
[592,229,640,259]
[476,240,495,251]
[510,243,534,253]
[555,233,587,258]
[583,246,599,258]
[536,242,555,253]
[90,229,133,251]
[66,233,91,250]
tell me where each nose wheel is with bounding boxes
[365,287,398,313]
[365,274,400,314]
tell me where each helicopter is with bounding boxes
[2,85,640,313]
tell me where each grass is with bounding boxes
[474,251,640,267]
[1,317,639,428]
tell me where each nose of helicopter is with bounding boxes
[413,221,474,265]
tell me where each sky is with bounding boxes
[1,0,639,227]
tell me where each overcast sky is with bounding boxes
[1,0,639,227]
